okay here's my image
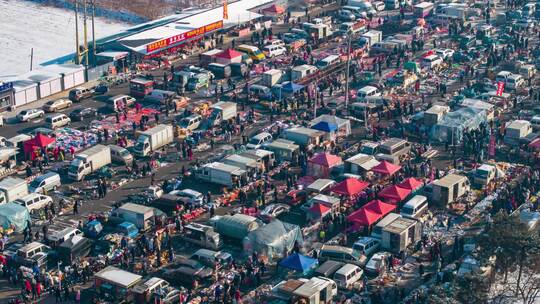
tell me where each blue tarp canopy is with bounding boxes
[0,203,30,233]
[312,121,338,132]
[281,81,304,93]
[279,253,318,273]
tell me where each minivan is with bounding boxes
[109,144,133,165]
[506,74,524,90]
[46,114,71,129]
[318,245,367,267]
[248,84,272,100]
[352,237,380,257]
[236,44,265,62]
[246,132,273,149]
[400,195,428,220]
[15,193,53,214]
[29,172,61,194]
[15,242,51,268]
[179,114,203,131]
[317,55,341,69]
[145,89,176,103]
[68,87,94,102]
[263,45,286,58]
[108,95,136,112]
[356,85,381,101]
[333,264,363,289]
[190,249,233,267]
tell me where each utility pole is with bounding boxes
[345,34,352,113]
[30,48,34,71]
[75,1,80,64]
[91,0,96,67]
[83,0,89,67]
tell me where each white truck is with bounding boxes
[262,69,284,87]
[68,145,112,181]
[195,162,247,187]
[360,30,382,48]
[208,102,237,127]
[0,177,29,205]
[133,124,174,157]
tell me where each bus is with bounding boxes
[414,2,434,18]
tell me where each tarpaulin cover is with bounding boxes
[310,115,352,136]
[0,203,30,233]
[331,178,370,196]
[371,161,402,175]
[398,177,424,190]
[378,185,411,203]
[430,107,487,143]
[279,253,318,273]
[311,121,338,133]
[243,220,303,262]
[281,82,304,93]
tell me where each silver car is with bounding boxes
[17,109,45,122]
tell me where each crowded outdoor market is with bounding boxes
[0,0,540,303]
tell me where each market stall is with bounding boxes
[310,115,352,137]
[307,153,343,178]
[307,203,332,221]
[0,202,30,233]
[23,134,55,160]
[330,178,370,197]
[378,185,411,204]
[370,160,402,176]
[215,49,243,65]
[278,253,318,275]
[398,177,424,192]
[243,220,303,262]
[347,200,397,231]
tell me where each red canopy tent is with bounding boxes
[215,49,243,65]
[330,178,369,197]
[371,161,402,176]
[378,185,411,203]
[23,134,55,160]
[347,208,381,227]
[398,178,423,191]
[263,4,285,15]
[308,153,342,178]
[364,199,397,215]
[307,203,332,220]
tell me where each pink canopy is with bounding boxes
[378,185,411,203]
[371,161,402,175]
[398,178,423,191]
[330,178,369,196]
[309,153,342,167]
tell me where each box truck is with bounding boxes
[111,203,155,231]
[68,145,111,181]
[208,102,237,127]
[262,69,284,87]
[195,162,247,187]
[133,124,174,157]
[360,30,382,48]
[0,177,29,205]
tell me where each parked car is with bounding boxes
[161,258,213,284]
[43,99,72,112]
[365,252,391,276]
[169,189,204,206]
[17,109,45,122]
[259,203,290,221]
[284,189,308,206]
[337,9,356,21]
[68,87,94,102]
[94,83,109,94]
[69,107,97,121]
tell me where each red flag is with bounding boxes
[496,81,505,96]
[223,0,228,19]
[488,134,496,157]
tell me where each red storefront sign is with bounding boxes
[146,20,223,53]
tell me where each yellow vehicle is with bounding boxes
[236,44,265,62]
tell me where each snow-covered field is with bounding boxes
[0,0,130,77]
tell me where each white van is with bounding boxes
[352,237,380,257]
[357,85,381,101]
[333,264,363,289]
[317,55,341,69]
[495,71,512,84]
[108,95,136,112]
[531,116,540,131]
[46,114,71,129]
[28,172,61,194]
[421,55,443,69]
[246,132,273,149]
[47,228,83,245]
[15,193,53,214]
[178,114,203,131]
[262,45,286,58]
[400,195,428,220]
[109,144,133,165]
